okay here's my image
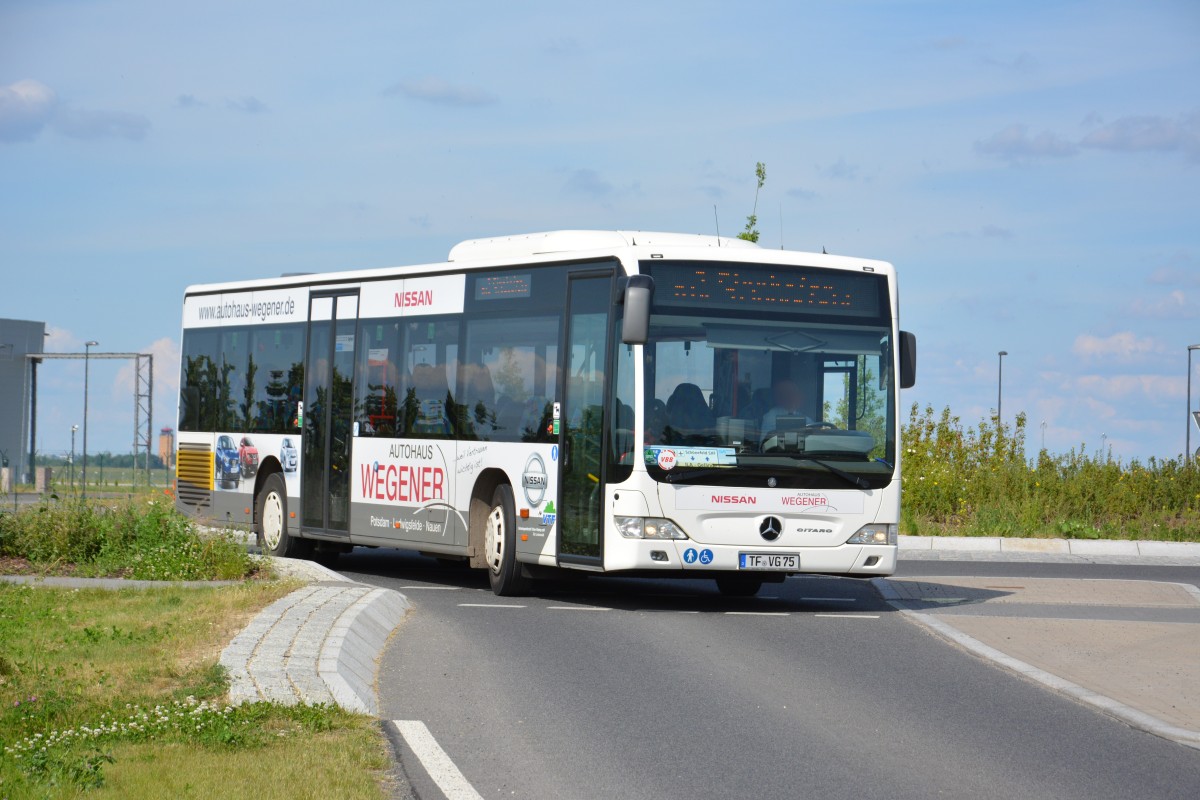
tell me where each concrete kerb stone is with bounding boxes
[1066,539,1141,556]
[899,534,1200,563]
[870,577,1200,751]
[219,558,411,715]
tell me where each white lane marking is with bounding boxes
[815,613,880,619]
[399,585,462,590]
[391,720,484,800]
[726,611,790,616]
[547,605,611,611]
[801,597,856,602]
[457,603,526,608]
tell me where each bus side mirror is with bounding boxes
[620,274,654,345]
[899,330,917,389]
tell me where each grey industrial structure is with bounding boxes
[0,318,47,485]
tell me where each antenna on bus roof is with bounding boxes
[822,246,827,254]
[713,205,721,246]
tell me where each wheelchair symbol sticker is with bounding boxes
[699,549,714,565]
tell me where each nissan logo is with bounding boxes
[522,453,547,506]
[759,516,782,541]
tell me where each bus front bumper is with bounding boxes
[600,539,897,577]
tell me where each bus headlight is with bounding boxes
[846,523,897,545]
[614,516,688,540]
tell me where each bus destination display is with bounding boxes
[474,273,532,301]
[648,262,882,317]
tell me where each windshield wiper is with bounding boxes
[796,457,871,490]
[661,468,739,484]
[660,458,870,490]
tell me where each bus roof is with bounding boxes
[183,230,890,297]
[447,230,758,261]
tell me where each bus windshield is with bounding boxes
[634,261,896,490]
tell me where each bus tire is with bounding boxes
[485,484,530,596]
[715,576,763,597]
[256,473,309,558]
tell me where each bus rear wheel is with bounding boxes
[715,576,763,597]
[484,484,530,597]
[256,473,310,558]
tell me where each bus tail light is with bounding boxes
[614,516,688,540]
[846,524,897,546]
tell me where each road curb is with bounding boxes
[216,554,411,714]
[899,535,1200,558]
[871,578,1200,751]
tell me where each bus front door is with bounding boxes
[302,292,359,537]
[557,271,613,565]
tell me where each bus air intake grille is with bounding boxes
[176,443,213,511]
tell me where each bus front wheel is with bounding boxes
[485,484,530,597]
[256,473,310,559]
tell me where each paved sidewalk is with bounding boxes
[219,558,410,714]
[874,575,1200,750]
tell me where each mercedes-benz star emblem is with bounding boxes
[759,516,782,541]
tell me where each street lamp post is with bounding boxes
[1041,419,1046,451]
[82,340,98,500]
[70,424,78,492]
[997,351,1008,425]
[1188,345,1200,465]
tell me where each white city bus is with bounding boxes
[175,230,916,596]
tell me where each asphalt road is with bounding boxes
[338,550,1200,800]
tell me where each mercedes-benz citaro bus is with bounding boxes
[175,231,916,596]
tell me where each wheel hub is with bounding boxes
[484,505,504,574]
[262,491,284,550]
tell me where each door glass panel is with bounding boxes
[303,314,332,528]
[328,313,356,530]
[559,276,611,559]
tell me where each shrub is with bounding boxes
[0,499,256,579]
[901,404,1200,540]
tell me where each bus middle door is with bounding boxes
[302,292,359,538]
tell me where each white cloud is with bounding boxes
[0,79,57,142]
[1081,111,1200,159]
[226,96,267,114]
[55,107,149,140]
[819,157,860,181]
[44,326,80,353]
[1072,332,1161,361]
[1127,290,1198,320]
[112,337,181,426]
[1072,373,1183,400]
[383,77,496,107]
[974,124,1077,161]
[0,78,148,142]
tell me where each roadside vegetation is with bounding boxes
[0,500,393,798]
[902,404,1200,542]
[0,497,254,580]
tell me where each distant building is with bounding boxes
[159,427,175,470]
[0,318,47,484]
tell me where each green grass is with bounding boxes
[0,584,391,799]
[902,404,1200,541]
[0,497,258,580]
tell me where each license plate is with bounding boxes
[739,553,799,571]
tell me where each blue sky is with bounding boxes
[2,0,1198,463]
